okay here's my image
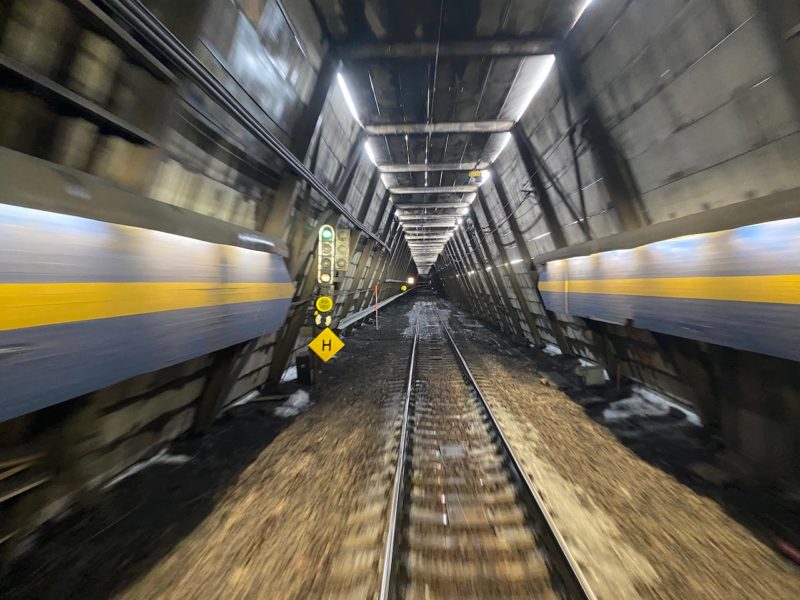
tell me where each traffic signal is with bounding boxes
[335,227,351,271]
[318,225,335,284]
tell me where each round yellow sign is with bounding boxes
[401,285,408,292]
[315,296,334,313]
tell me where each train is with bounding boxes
[0,149,294,422]
[538,216,800,363]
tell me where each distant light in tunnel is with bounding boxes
[515,55,556,122]
[407,276,416,285]
[337,72,362,125]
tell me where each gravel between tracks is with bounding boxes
[445,307,800,599]
[113,319,410,599]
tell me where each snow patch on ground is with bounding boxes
[275,390,313,418]
[577,358,611,381]
[225,389,261,411]
[280,365,298,383]
[402,301,448,337]
[542,343,562,356]
[103,449,191,490]
[604,385,701,426]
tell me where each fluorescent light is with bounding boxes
[337,72,362,125]
[510,259,523,265]
[492,132,513,162]
[573,0,595,26]
[364,139,377,166]
[516,55,556,122]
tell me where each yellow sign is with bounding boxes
[315,296,334,313]
[308,327,344,362]
[468,170,482,178]
[401,285,407,292]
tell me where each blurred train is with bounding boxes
[0,148,294,422]
[538,217,800,363]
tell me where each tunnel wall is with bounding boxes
[435,0,800,481]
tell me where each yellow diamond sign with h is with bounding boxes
[308,327,344,362]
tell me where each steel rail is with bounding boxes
[379,324,418,600]
[439,317,597,600]
[98,0,388,250]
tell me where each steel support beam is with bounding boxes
[397,207,466,215]
[391,185,478,194]
[337,239,374,320]
[340,37,558,60]
[513,124,591,241]
[468,206,524,337]
[756,0,800,119]
[448,240,488,319]
[397,213,460,220]
[453,232,487,316]
[402,224,457,229]
[481,186,563,349]
[475,189,540,344]
[359,235,390,308]
[444,243,476,313]
[365,121,513,136]
[379,162,490,173]
[399,220,459,227]
[393,202,470,209]
[457,227,504,328]
[262,52,337,241]
[509,126,568,248]
[557,43,648,231]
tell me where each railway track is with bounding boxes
[380,311,594,600]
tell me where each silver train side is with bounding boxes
[538,217,800,362]
[0,149,294,422]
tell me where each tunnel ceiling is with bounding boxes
[315,0,586,271]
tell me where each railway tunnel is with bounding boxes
[1,0,799,597]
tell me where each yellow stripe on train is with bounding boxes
[0,281,295,331]
[538,274,800,305]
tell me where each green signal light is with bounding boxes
[320,226,334,240]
